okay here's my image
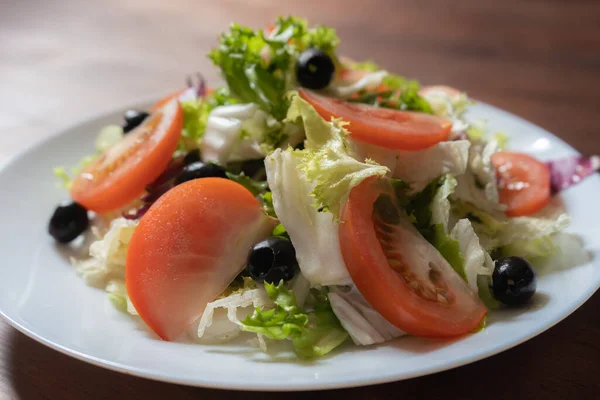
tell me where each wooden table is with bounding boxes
[1,0,599,398]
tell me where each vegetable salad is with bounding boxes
[50,17,597,358]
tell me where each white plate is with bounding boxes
[1,100,599,391]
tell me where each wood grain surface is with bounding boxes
[1,0,599,398]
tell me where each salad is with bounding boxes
[49,17,598,359]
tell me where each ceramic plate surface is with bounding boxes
[1,99,599,390]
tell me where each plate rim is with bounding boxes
[0,97,598,391]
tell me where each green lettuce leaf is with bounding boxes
[431,224,466,280]
[492,132,509,149]
[407,177,505,307]
[225,172,269,197]
[240,281,348,358]
[209,17,340,120]
[450,219,499,309]
[105,279,138,315]
[272,223,289,238]
[406,176,466,278]
[180,99,210,141]
[477,274,501,310]
[286,94,389,219]
[178,87,240,150]
[453,201,571,253]
[260,191,277,218]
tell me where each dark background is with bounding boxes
[1,0,599,398]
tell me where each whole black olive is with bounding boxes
[48,201,89,243]
[296,48,335,90]
[247,237,299,284]
[492,256,537,306]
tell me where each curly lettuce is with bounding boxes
[265,148,352,286]
[240,281,348,358]
[419,87,471,119]
[209,17,340,120]
[286,93,389,219]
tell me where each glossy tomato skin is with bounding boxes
[492,151,551,217]
[339,178,487,337]
[126,178,277,341]
[71,99,183,213]
[299,89,452,151]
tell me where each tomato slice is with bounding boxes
[492,151,551,217]
[299,89,452,151]
[71,99,183,213]
[126,178,277,341]
[339,178,487,337]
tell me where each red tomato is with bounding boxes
[126,178,277,341]
[492,151,551,217]
[71,99,183,213]
[299,89,452,151]
[339,178,487,337]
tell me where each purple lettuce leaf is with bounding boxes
[547,155,600,194]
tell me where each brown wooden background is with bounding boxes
[1,0,600,398]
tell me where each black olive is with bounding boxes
[48,201,89,243]
[492,256,537,306]
[183,148,201,165]
[296,48,335,90]
[174,162,227,185]
[247,237,299,284]
[123,110,150,134]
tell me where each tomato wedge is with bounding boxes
[126,178,277,341]
[492,151,551,217]
[299,89,452,151]
[339,178,487,337]
[71,99,183,213]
